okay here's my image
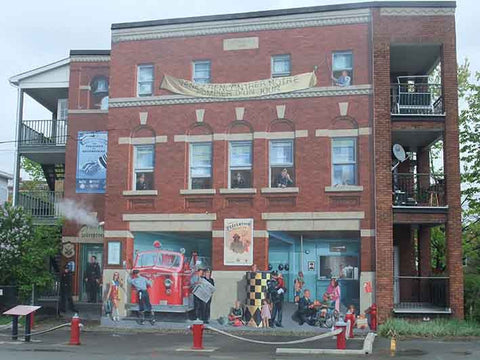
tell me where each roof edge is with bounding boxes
[70,50,111,56]
[111,1,456,30]
[9,57,70,86]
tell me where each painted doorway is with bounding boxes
[79,244,103,302]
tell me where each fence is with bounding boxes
[393,173,445,206]
[19,119,67,146]
[18,191,64,218]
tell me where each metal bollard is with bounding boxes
[69,313,81,345]
[345,312,355,339]
[190,320,205,350]
[335,319,347,350]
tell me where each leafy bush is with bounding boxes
[464,274,480,322]
[379,318,480,337]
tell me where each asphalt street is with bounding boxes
[1,328,480,360]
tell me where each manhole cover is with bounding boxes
[395,349,427,357]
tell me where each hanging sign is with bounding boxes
[160,72,317,98]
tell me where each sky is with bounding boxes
[0,0,478,177]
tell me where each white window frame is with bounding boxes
[137,64,154,96]
[133,144,155,190]
[332,51,353,83]
[271,54,291,78]
[192,60,211,84]
[331,137,357,186]
[228,141,253,189]
[269,139,294,187]
[189,142,213,189]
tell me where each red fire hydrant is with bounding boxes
[69,313,81,345]
[345,312,355,339]
[335,319,347,350]
[369,303,377,332]
[190,320,205,350]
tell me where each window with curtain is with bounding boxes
[190,142,212,189]
[269,139,294,187]
[193,61,211,84]
[271,55,291,77]
[229,141,252,188]
[332,51,353,86]
[332,138,357,185]
[137,64,154,96]
[134,145,155,190]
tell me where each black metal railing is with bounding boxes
[18,191,64,218]
[395,276,449,308]
[391,82,444,115]
[19,119,68,146]
[393,173,445,206]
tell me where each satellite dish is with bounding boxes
[393,144,407,162]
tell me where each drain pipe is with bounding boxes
[300,235,304,273]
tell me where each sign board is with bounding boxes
[224,218,254,266]
[76,131,108,193]
[192,278,215,303]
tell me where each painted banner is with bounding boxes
[224,218,254,266]
[76,131,108,193]
[160,72,317,98]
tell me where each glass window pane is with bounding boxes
[333,53,353,70]
[139,66,153,81]
[135,172,154,190]
[271,166,295,188]
[333,139,355,163]
[230,142,252,167]
[194,61,211,83]
[270,140,293,166]
[230,169,252,188]
[138,83,153,95]
[135,145,154,169]
[191,166,211,177]
[333,164,356,186]
[191,143,212,167]
[272,55,291,76]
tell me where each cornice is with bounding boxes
[70,55,111,62]
[112,9,370,43]
[380,7,455,16]
[109,84,372,108]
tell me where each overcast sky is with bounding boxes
[0,0,477,177]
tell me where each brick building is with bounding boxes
[10,1,462,321]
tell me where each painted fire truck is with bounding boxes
[128,242,208,313]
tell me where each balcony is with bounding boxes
[393,173,445,207]
[18,191,64,224]
[394,276,451,314]
[391,76,444,118]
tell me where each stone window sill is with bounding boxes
[219,188,257,195]
[123,190,158,196]
[180,189,216,195]
[325,185,363,192]
[261,187,299,194]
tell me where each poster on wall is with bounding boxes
[76,131,108,193]
[224,218,253,266]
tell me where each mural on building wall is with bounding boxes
[224,218,253,266]
[76,131,108,193]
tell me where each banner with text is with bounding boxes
[224,218,254,266]
[161,72,317,98]
[76,131,108,193]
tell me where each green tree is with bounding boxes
[20,157,44,182]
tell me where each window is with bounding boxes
[190,142,212,189]
[229,141,252,188]
[332,51,353,86]
[137,64,154,96]
[271,55,291,77]
[269,140,294,187]
[193,61,211,84]
[332,138,357,186]
[133,145,154,190]
[92,76,109,95]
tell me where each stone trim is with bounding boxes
[266,219,361,231]
[122,190,158,196]
[70,55,111,62]
[219,188,257,194]
[62,236,103,244]
[79,85,91,90]
[261,187,299,194]
[262,211,365,220]
[315,127,371,137]
[360,229,375,237]
[223,37,259,51]
[174,132,308,143]
[118,136,168,144]
[112,9,370,43]
[212,230,268,238]
[174,134,213,143]
[325,185,364,192]
[123,213,217,221]
[68,109,108,114]
[380,7,455,16]
[104,230,134,238]
[213,133,253,141]
[108,85,372,108]
[180,189,216,195]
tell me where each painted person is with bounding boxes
[228,300,244,326]
[332,70,351,87]
[105,271,124,321]
[202,268,215,324]
[275,168,294,188]
[128,269,155,325]
[294,271,305,303]
[191,267,205,321]
[84,255,101,303]
[325,278,341,312]
[59,264,78,314]
[296,289,317,326]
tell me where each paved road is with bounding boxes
[0,329,479,360]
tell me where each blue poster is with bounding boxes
[76,131,108,193]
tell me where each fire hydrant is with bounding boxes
[335,318,348,350]
[345,312,355,339]
[369,303,377,331]
[190,320,205,350]
[69,313,81,345]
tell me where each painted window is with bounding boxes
[332,51,353,86]
[190,142,212,189]
[271,54,291,77]
[137,64,154,96]
[134,145,154,190]
[229,141,252,188]
[269,139,294,187]
[332,138,357,185]
[193,60,211,84]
